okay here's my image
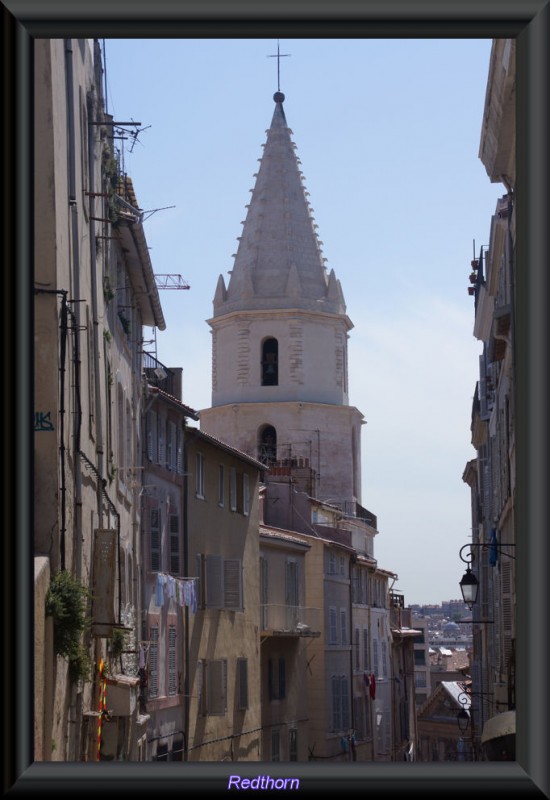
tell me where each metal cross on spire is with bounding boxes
[267,40,291,93]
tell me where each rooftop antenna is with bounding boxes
[268,39,291,93]
[127,119,152,152]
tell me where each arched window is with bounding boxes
[258,425,277,465]
[261,338,278,386]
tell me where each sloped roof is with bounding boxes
[213,91,347,318]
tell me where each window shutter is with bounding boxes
[168,421,176,470]
[205,555,224,609]
[197,659,205,715]
[150,508,161,572]
[382,640,388,678]
[168,624,177,696]
[278,657,286,700]
[158,416,166,466]
[224,559,242,610]
[237,658,248,710]
[363,627,370,672]
[341,676,350,730]
[169,514,180,575]
[196,554,204,608]
[229,467,237,511]
[373,638,379,678]
[340,609,347,645]
[149,624,159,698]
[501,559,514,671]
[176,428,183,474]
[148,410,157,462]
[242,472,250,515]
[260,556,269,629]
[332,675,341,731]
[329,607,337,644]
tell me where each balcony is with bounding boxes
[260,604,320,637]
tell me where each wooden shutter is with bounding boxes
[237,658,248,710]
[149,625,159,698]
[169,514,180,575]
[278,657,286,700]
[150,507,161,572]
[148,410,157,462]
[224,559,242,609]
[167,624,177,696]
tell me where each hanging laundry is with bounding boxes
[370,673,376,700]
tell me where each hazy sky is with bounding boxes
[103,38,504,607]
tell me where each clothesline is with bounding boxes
[155,572,198,613]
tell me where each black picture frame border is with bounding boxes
[3,0,549,796]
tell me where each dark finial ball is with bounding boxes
[273,91,285,103]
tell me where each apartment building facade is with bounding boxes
[34,38,165,761]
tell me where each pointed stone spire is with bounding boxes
[213,91,347,317]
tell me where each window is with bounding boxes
[381,640,388,678]
[331,675,350,732]
[171,739,183,762]
[340,609,348,645]
[147,410,158,462]
[352,566,361,604]
[258,425,277,465]
[117,385,125,481]
[242,473,250,516]
[169,514,180,575]
[158,415,166,467]
[125,398,132,483]
[218,465,225,506]
[229,467,237,511]
[339,556,345,576]
[196,452,205,498]
[285,559,298,608]
[150,507,161,572]
[372,639,379,678]
[237,658,248,710]
[268,657,286,701]
[149,624,159,698]
[167,421,177,470]
[197,554,243,611]
[167,624,177,696]
[260,556,269,629]
[328,607,338,644]
[199,659,227,716]
[415,672,427,688]
[354,627,360,670]
[261,337,279,386]
[328,551,337,575]
[176,428,183,474]
[288,729,298,761]
[363,627,370,672]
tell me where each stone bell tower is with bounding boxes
[199,90,364,505]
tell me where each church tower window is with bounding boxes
[258,425,277,466]
[261,338,279,386]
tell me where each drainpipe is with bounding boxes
[65,36,85,762]
[87,89,106,504]
[182,421,190,761]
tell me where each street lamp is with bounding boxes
[457,707,470,734]
[458,541,516,610]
